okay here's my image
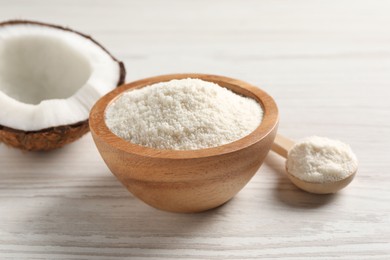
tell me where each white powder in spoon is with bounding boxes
[286,136,358,183]
[105,78,263,150]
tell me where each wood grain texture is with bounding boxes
[1,0,390,259]
[89,74,278,212]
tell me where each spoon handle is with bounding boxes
[271,134,295,159]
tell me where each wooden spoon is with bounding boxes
[271,134,356,194]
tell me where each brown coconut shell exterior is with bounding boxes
[0,121,90,151]
[0,20,126,151]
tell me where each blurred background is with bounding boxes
[2,0,388,140]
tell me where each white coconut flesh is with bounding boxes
[0,23,121,131]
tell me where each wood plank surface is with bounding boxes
[0,0,389,259]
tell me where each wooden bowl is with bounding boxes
[89,74,279,213]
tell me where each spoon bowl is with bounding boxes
[272,134,357,194]
[286,169,356,194]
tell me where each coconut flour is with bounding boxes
[105,78,263,150]
[286,136,358,183]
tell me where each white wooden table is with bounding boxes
[1,0,389,259]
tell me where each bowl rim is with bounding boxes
[89,73,279,159]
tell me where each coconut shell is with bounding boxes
[0,20,126,151]
[0,121,90,151]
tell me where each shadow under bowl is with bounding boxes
[89,74,279,213]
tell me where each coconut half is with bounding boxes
[0,20,125,151]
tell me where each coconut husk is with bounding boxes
[0,20,126,151]
[0,121,90,151]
